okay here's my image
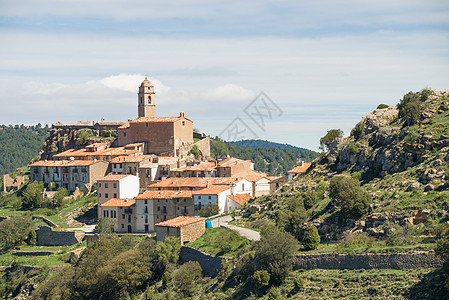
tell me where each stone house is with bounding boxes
[155,216,205,244]
[169,161,217,178]
[134,190,194,233]
[100,198,136,233]
[29,159,109,192]
[269,175,288,193]
[245,176,272,197]
[97,174,140,218]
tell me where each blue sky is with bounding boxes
[0,0,448,151]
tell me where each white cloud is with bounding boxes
[204,84,255,102]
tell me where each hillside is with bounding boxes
[241,88,449,240]
[0,124,50,175]
[229,139,312,152]
[211,138,320,175]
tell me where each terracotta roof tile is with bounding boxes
[136,190,193,199]
[288,163,311,174]
[29,160,65,167]
[101,198,135,207]
[227,193,252,205]
[155,216,205,228]
[110,155,152,163]
[192,185,231,195]
[98,174,134,181]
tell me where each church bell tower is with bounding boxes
[138,76,156,118]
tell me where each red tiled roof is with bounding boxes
[244,175,269,182]
[227,193,252,205]
[156,216,205,228]
[192,185,231,195]
[288,163,311,174]
[97,174,133,181]
[171,162,215,172]
[136,190,193,199]
[110,155,152,163]
[101,198,135,207]
[29,160,65,167]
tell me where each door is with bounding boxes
[128,225,132,233]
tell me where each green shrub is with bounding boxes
[267,287,283,300]
[303,226,320,251]
[351,123,366,140]
[198,203,219,217]
[253,270,270,289]
[320,129,344,152]
[397,91,422,125]
[173,261,203,297]
[303,190,318,210]
[405,129,419,145]
[347,142,360,154]
[376,104,389,109]
[352,172,362,182]
[328,176,372,217]
[294,276,304,290]
[337,232,374,249]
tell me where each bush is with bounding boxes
[294,276,304,290]
[198,204,219,217]
[22,181,44,208]
[95,217,115,234]
[303,190,318,210]
[253,270,270,290]
[328,176,372,217]
[0,215,34,252]
[303,226,320,251]
[337,232,374,249]
[172,261,202,297]
[385,223,423,246]
[351,123,366,140]
[397,91,422,125]
[376,104,389,109]
[267,287,283,300]
[405,129,419,145]
[254,224,298,284]
[347,142,360,154]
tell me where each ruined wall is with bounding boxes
[193,137,211,159]
[36,226,84,246]
[293,252,443,270]
[180,246,222,277]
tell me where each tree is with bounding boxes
[198,204,219,217]
[397,91,422,125]
[320,129,343,152]
[254,224,298,284]
[172,261,203,297]
[303,226,320,250]
[95,217,115,234]
[22,181,44,208]
[253,270,270,290]
[328,176,372,217]
[0,215,34,252]
[351,122,366,140]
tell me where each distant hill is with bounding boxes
[229,139,312,152]
[211,138,320,176]
[0,124,50,175]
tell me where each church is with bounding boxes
[118,77,195,158]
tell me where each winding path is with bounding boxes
[211,215,260,241]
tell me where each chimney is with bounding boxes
[231,183,236,195]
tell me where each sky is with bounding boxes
[0,0,448,151]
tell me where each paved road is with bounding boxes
[211,215,260,241]
[67,224,96,233]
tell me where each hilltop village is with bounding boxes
[28,77,309,238]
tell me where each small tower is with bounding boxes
[138,76,156,118]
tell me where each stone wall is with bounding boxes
[180,219,205,244]
[180,246,222,277]
[293,251,443,270]
[194,137,211,159]
[3,174,25,192]
[36,226,84,246]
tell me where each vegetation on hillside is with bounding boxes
[229,139,312,152]
[0,124,49,175]
[211,138,319,175]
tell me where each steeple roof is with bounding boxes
[140,76,152,87]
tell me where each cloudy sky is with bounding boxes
[0,0,448,151]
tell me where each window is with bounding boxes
[145,215,148,223]
[124,132,126,137]
[105,193,108,198]
[99,183,102,188]
[114,193,117,198]
[144,206,148,213]
[182,121,185,126]
[177,207,179,211]
[198,196,201,199]
[113,211,116,218]
[144,225,149,232]
[128,215,131,223]
[122,214,125,219]
[157,206,160,211]
[208,196,211,199]
[242,184,245,190]
[99,193,101,198]
[103,211,107,218]
[113,183,117,188]
[122,224,124,228]
[145,123,149,127]
[105,183,109,188]
[144,199,147,204]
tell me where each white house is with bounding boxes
[97,174,140,218]
[225,193,252,211]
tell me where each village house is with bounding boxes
[100,198,136,233]
[53,144,144,161]
[29,159,109,192]
[97,174,140,218]
[155,216,205,244]
[138,156,183,190]
[133,190,194,233]
[287,162,311,181]
[225,193,252,211]
[245,176,272,197]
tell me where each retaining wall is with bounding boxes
[293,251,443,270]
[36,226,84,246]
[180,246,223,277]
